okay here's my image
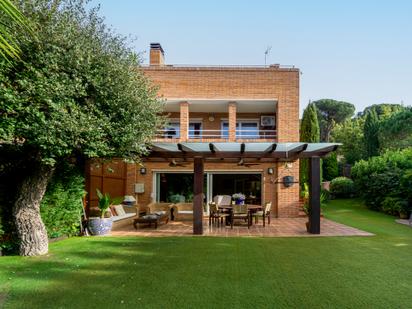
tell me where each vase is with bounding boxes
[88,217,113,236]
[235,200,244,205]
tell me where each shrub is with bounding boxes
[330,177,356,198]
[352,148,412,212]
[323,152,339,181]
[381,197,409,216]
[40,163,85,238]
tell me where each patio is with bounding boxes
[111,217,373,237]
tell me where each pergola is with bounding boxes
[145,142,340,235]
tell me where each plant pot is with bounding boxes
[88,217,113,236]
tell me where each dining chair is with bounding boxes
[209,202,229,227]
[252,202,272,227]
[230,204,250,229]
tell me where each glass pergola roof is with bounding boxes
[149,142,340,160]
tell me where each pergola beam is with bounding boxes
[209,143,216,153]
[264,143,277,153]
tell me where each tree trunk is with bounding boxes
[13,163,55,256]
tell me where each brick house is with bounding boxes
[87,43,302,218]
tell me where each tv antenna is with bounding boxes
[264,46,272,66]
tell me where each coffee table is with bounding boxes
[133,213,169,229]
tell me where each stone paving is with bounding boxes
[111,217,373,238]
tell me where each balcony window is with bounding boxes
[189,122,202,138]
[221,120,259,139]
[165,122,180,138]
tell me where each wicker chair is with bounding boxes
[173,203,193,221]
[146,202,173,220]
[230,204,250,229]
[209,202,230,227]
[252,202,272,227]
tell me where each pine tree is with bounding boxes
[364,109,380,157]
[300,103,320,187]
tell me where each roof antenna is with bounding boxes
[264,46,272,66]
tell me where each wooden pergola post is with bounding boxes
[308,156,321,234]
[193,156,204,234]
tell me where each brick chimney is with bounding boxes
[149,43,165,66]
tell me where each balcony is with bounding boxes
[154,127,277,142]
[153,99,277,143]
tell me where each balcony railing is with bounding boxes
[155,129,277,140]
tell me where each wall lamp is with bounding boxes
[140,167,147,175]
[267,167,274,175]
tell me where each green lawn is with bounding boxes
[1,199,412,308]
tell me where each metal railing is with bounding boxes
[155,129,277,140]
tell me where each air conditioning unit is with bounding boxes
[134,183,145,193]
[261,115,276,127]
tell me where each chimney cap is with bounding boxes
[150,42,164,55]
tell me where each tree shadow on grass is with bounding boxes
[1,237,250,308]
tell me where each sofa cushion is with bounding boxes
[112,213,135,222]
[178,210,193,214]
[113,205,126,216]
[154,211,167,216]
[109,205,118,216]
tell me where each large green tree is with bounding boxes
[364,109,380,158]
[0,0,163,256]
[362,103,404,118]
[313,99,355,142]
[331,117,367,164]
[299,103,320,187]
[379,107,412,150]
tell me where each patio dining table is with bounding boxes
[218,204,263,226]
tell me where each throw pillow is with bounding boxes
[109,205,118,216]
[113,205,126,216]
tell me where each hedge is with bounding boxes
[351,148,412,216]
[330,177,356,198]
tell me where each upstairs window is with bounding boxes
[189,122,202,138]
[165,122,180,138]
[221,120,259,139]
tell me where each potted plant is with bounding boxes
[232,193,245,205]
[88,189,121,236]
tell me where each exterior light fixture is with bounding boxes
[208,114,215,122]
[285,162,293,169]
[267,167,274,175]
[283,176,294,188]
[140,167,147,175]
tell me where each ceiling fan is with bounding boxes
[169,159,189,167]
[237,158,260,167]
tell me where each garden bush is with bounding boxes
[381,197,409,216]
[323,152,339,181]
[330,177,356,198]
[352,148,412,214]
[40,163,85,238]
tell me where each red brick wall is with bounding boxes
[140,65,300,217]
[142,66,299,142]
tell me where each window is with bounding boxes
[239,122,259,138]
[221,120,259,139]
[165,122,180,138]
[189,122,202,138]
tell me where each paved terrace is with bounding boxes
[111,218,373,238]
